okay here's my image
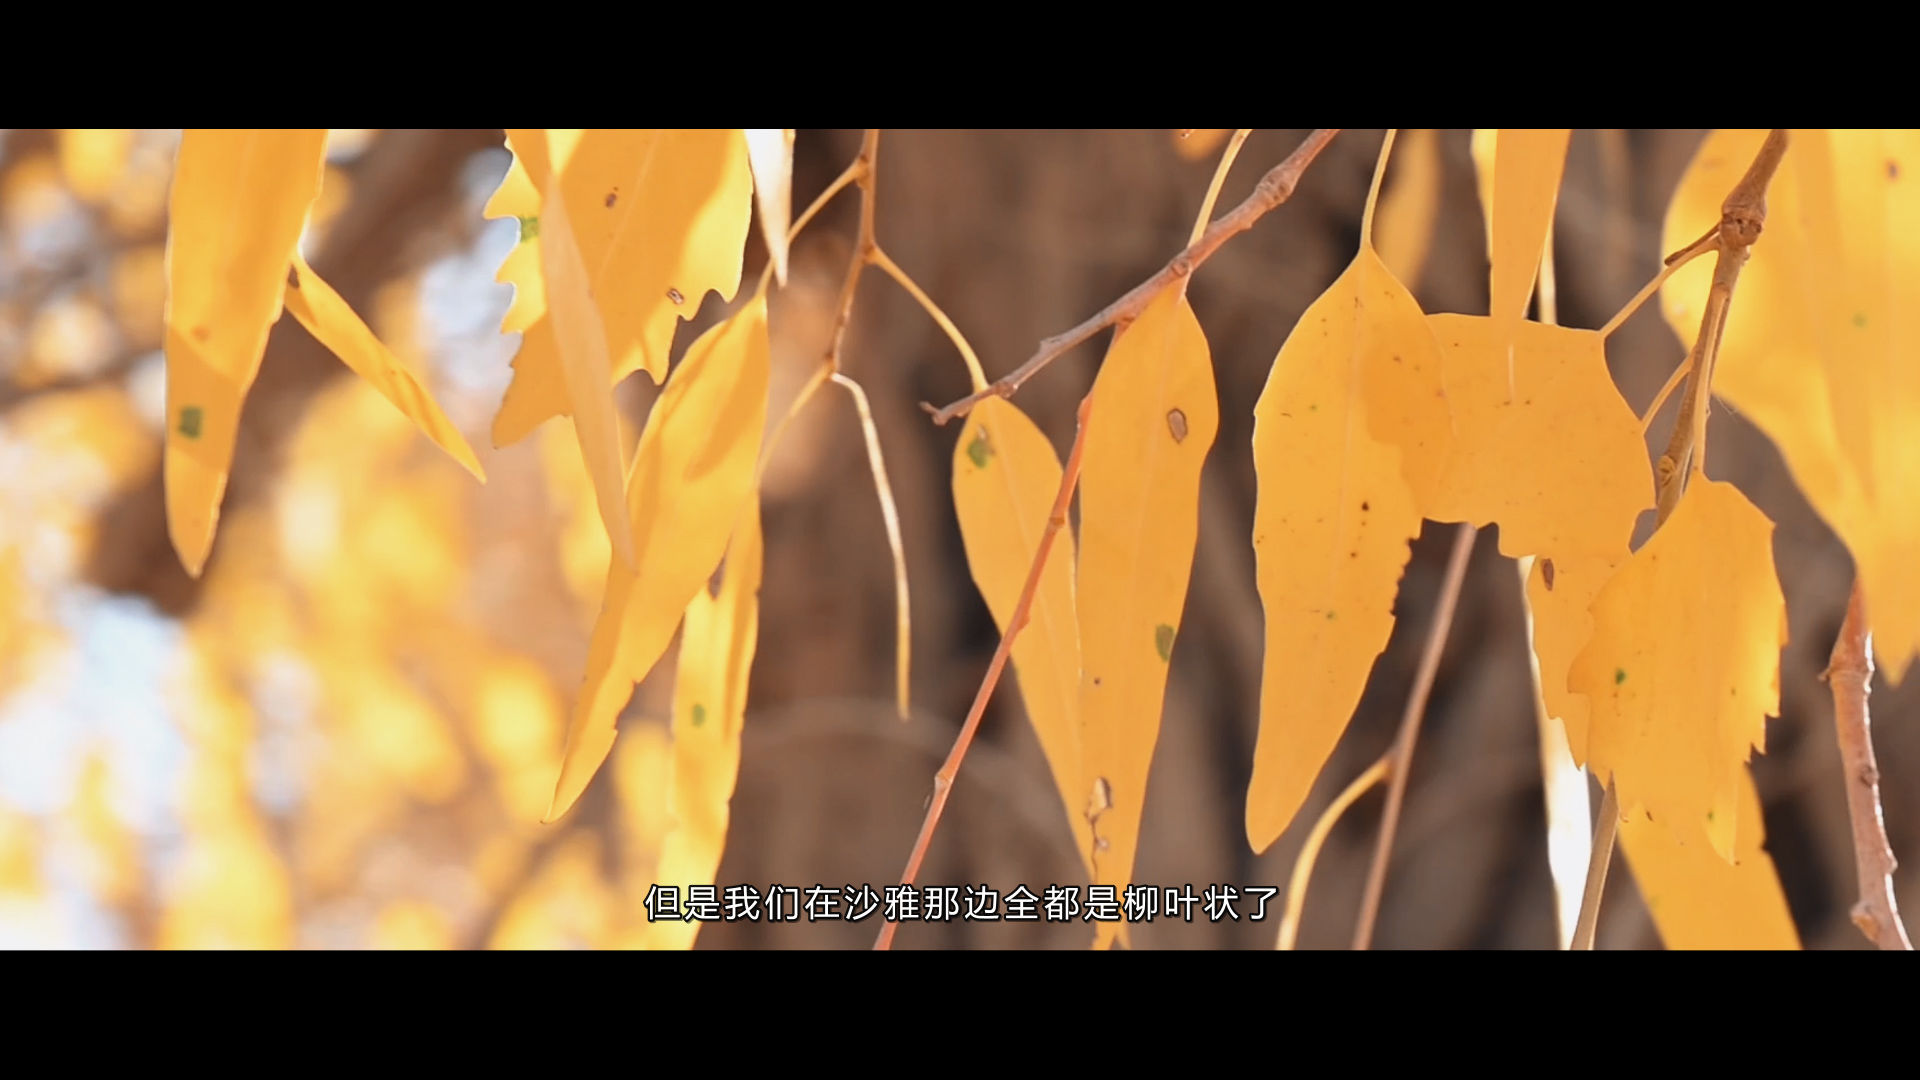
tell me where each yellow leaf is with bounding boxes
[953,397,1089,878]
[1569,479,1786,862]
[163,128,329,577]
[487,129,754,448]
[281,252,485,481]
[1420,315,1651,559]
[1174,129,1232,161]
[537,160,638,573]
[647,494,765,949]
[1248,246,1426,853]
[1524,549,1625,764]
[744,129,794,287]
[1078,288,1218,947]
[548,294,771,822]
[1620,765,1799,948]
[1488,129,1571,325]
[1666,129,1920,682]
[1373,128,1442,289]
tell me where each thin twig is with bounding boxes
[1824,579,1913,950]
[1351,520,1477,950]
[874,393,1095,950]
[832,372,912,722]
[1277,758,1387,950]
[923,128,1342,426]
[1572,128,1790,951]
[822,130,880,375]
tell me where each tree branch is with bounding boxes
[921,128,1342,426]
[1825,578,1913,950]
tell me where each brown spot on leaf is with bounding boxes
[287,266,300,289]
[1166,408,1188,443]
[667,287,685,305]
[605,189,619,208]
[1541,558,1556,591]
[191,325,210,343]
[1890,160,1902,180]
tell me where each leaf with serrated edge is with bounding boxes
[1620,764,1798,948]
[1569,479,1786,863]
[1078,288,1218,948]
[488,129,753,449]
[547,294,771,822]
[282,252,484,482]
[163,128,329,577]
[954,398,1089,879]
[1665,129,1920,683]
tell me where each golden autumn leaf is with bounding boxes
[1487,129,1571,327]
[953,397,1089,878]
[744,129,794,288]
[1247,249,1426,851]
[548,294,772,823]
[1569,479,1787,862]
[1078,287,1218,947]
[1620,764,1799,949]
[486,129,754,449]
[1418,315,1650,560]
[162,128,329,577]
[1525,549,1623,762]
[536,160,638,573]
[1373,127,1442,290]
[1664,129,1920,683]
[646,494,765,950]
[281,252,484,482]
[1247,134,1430,853]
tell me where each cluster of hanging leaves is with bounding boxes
[148,128,1909,949]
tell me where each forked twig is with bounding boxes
[873,393,1095,950]
[1825,579,1913,950]
[1571,128,1790,951]
[923,129,1342,426]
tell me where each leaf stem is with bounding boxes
[1277,757,1387,950]
[874,392,1095,950]
[1189,129,1253,248]
[832,372,913,722]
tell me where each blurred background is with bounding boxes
[0,128,1910,948]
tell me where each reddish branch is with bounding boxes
[922,129,1342,426]
[1826,579,1913,950]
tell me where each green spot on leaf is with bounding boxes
[1853,312,1869,329]
[965,427,994,470]
[1614,667,1628,685]
[1154,624,1175,662]
[518,215,540,242]
[177,406,203,439]
[691,703,707,728]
